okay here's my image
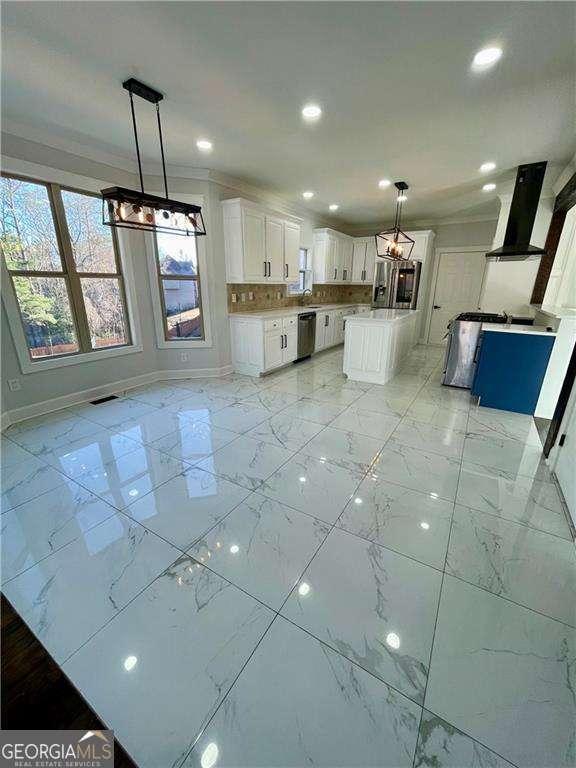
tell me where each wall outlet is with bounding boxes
[248,292,254,300]
[241,293,246,302]
[231,293,237,303]
[7,378,21,392]
[180,352,189,362]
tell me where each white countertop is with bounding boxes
[343,308,420,324]
[229,303,369,320]
[482,323,557,337]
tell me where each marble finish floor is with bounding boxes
[1,345,575,768]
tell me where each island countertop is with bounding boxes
[343,308,420,324]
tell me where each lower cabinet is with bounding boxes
[230,306,368,376]
[471,330,556,415]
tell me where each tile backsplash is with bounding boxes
[227,283,372,312]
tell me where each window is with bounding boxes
[153,231,205,340]
[1,174,131,361]
[287,247,311,295]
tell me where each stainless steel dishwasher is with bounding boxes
[297,312,316,361]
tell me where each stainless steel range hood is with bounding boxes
[486,161,547,261]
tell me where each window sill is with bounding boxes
[156,338,213,350]
[19,343,144,374]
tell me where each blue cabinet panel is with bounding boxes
[471,331,555,415]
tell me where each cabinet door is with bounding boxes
[283,328,298,363]
[315,317,326,351]
[324,313,336,348]
[327,238,339,282]
[340,239,353,282]
[351,241,367,282]
[265,216,284,281]
[283,222,301,283]
[364,238,376,283]
[264,331,283,370]
[242,209,267,281]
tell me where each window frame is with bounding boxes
[1,171,142,373]
[145,193,213,350]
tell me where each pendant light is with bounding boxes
[101,78,206,237]
[375,181,414,260]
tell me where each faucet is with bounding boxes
[300,289,312,306]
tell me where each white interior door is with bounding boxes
[428,250,487,344]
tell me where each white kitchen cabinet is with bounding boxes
[264,330,284,370]
[339,237,353,282]
[351,241,367,282]
[283,220,301,282]
[265,216,285,282]
[315,309,338,351]
[350,237,376,284]
[223,199,302,284]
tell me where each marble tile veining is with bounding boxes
[123,466,250,550]
[186,616,421,768]
[338,477,453,569]
[1,483,116,581]
[370,441,461,501]
[282,527,443,703]
[457,461,571,538]
[261,451,364,523]
[425,576,576,768]
[302,426,383,473]
[195,436,294,491]
[414,710,515,768]
[446,504,576,626]
[189,494,330,609]
[3,515,181,663]
[64,556,274,768]
[2,344,570,768]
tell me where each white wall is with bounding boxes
[481,195,553,316]
[0,138,231,417]
[0,134,332,419]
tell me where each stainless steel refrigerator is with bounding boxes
[372,259,422,309]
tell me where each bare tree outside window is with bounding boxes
[1,174,131,360]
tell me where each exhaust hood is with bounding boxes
[486,161,547,261]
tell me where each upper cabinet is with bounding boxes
[223,199,302,284]
[313,229,355,283]
[313,228,434,285]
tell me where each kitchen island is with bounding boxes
[343,308,420,384]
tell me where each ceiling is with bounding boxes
[2,2,575,228]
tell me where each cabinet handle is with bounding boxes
[284,333,287,348]
[334,268,337,280]
[343,269,347,280]
[263,261,267,277]
[280,334,284,349]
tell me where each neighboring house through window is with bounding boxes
[153,231,205,340]
[1,174,131,363]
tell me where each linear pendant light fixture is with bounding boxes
[101,78,206,237]
[375,181,414,261]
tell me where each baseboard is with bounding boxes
[0,365,234,429]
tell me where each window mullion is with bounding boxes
[50,184,92,353]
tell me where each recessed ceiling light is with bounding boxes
[483,183,497,192]
[397,194,408,202]
[329,204,339,212]
[378,179,392,189]
[479,161,496,173]
[472,47,503,71]
[298,582,311,597]
[302,103,322,121]
[302,191,315,200]
[196,139,213,152]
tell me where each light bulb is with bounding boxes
[472,47,503,70]
[302,104,322,121]
[302,191,315,200]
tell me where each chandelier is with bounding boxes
[101,78,206,237]
[375,181,414,260]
